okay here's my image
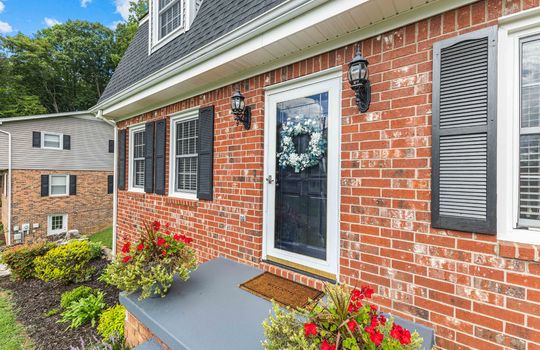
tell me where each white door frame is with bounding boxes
[262,67,342,279]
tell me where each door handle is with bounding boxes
[265,175,274,184]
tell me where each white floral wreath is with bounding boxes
[277,118,326,173]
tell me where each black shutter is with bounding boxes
[144,122,155,193]
[69,175,77,195]
[432,26,497,234]
[154,120,167,195]
[41,175,49,196]
[107,175,114,194]
[118,129,126,190]
[32,132,41,148]
[63,135,71,150]
[197,106,214,200]
[108,140,114,153]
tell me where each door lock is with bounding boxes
[265,175,274,184]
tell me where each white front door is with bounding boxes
[263,69,341,279]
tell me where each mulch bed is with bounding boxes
[0,258,120,350]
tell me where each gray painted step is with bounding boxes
[133,339,163,350]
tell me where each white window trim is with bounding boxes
[49,174,69,197]
[149,0,186,53]
[168,107,199,200]
[47,214,68,236]
[128,125,146,193]
[498,8,540,245]
[41,131,63,150]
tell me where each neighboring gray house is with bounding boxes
[0,111,114,245]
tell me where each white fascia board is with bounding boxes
[99,0,476,120]
[0,111,95,124]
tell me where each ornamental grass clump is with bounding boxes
[263,283,423,350]
[101,220,198,299]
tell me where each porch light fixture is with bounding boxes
[348,48,371,113]
[231,90,251,130]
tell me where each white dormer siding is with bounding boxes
[150,0,202,53]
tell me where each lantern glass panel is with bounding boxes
[360,63,368,80]
[349,64,360,84]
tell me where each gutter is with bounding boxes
[91,0,326,113]
[0,126,12,246]
[96,110,118,256]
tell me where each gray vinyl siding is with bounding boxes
[0,115,114,171]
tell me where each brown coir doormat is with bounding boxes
[240,272,323,308]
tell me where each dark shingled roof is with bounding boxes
[99,0,286,103]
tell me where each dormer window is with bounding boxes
[150,0,202,52]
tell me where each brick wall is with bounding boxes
[0,173,7,243]
[11,169,113,241]
[116,1,540,349]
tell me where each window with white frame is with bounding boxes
[150,0,202,51]
[47,214,67,235]
[130,126,146,190]
[42,132,62,149]
[498,9,540,244]
[49,175,69,196]
[158,0,182,39]
[170,111,198,197]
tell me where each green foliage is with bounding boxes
[34,240,99,283]
[100,221,198,299]
[88,227,113,250]
[0,290,34,350]
[97,304,126,339]
[45,308,61,317]
[262,303,318,350]
[0,241,55,280]
[60,285,97,309]
[60,291,106,329]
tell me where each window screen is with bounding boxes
[132,130,145,188]
[43,133,61,148]
[50,175,67,196]
[519,35,540,227]
[175,118,198,192]
[159,0,181,39]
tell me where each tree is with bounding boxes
[112,0,148,66]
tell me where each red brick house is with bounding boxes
[95,0,540,348]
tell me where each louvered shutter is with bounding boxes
[197,106,214,200]
[154,120,167,195]
[432,26,497,234]
[107,175,114,194]
[118,129,126,190]
[32,132,41,148]
[41,175,49,197]
[144,122,155,193]
[69,175,77,195]
[109,140,114,153]
[63,135,71,150]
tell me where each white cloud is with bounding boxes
[108,20,124,30]
[114,0,130,21]
[80,0,92,7]
[0,20,12,33]
[44,17,61,27]
[0,1,5,14]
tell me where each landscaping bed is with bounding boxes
[0,258,120,350]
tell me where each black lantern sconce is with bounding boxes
[231,90,251,130]
[348,48,371,113]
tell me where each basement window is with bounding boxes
[47,214,67,236]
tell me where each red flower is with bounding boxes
[321,340,336,350]
[165,223,170,229]
[379,315,387,326]
[370,304,378,314]
[161,250,167,256]
[362,285,375,299]
[181,235,193,244]
[390,324,402,339]
[152,220,161,231]
[137,243,144,251]
[370,331,384,346]
[121,242,131,253]
[303,323,317,337]
[370,316,379,328]
[173,234,181,241]
[400,329,411,345]
[157,237,166,246]
[122,255,132,263]
[165,230,171,235]
[347,319,357,331]
[390,324,411,345]
[365,325,375,335]
[351,289,363,301]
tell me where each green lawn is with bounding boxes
[0,290,34,350]
[88,226,113,249]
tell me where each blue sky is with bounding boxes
[0,0,132,36]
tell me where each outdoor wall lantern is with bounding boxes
[348,48,371,113]
[231,89,251,130]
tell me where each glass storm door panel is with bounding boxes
[264,71,341,278]
[274,93,329,260]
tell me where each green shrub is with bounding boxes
[34,240,99,283]
[97,305,126,339]
[60,291,106,329]
[60,285,96,309]
[0,241,55,279]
